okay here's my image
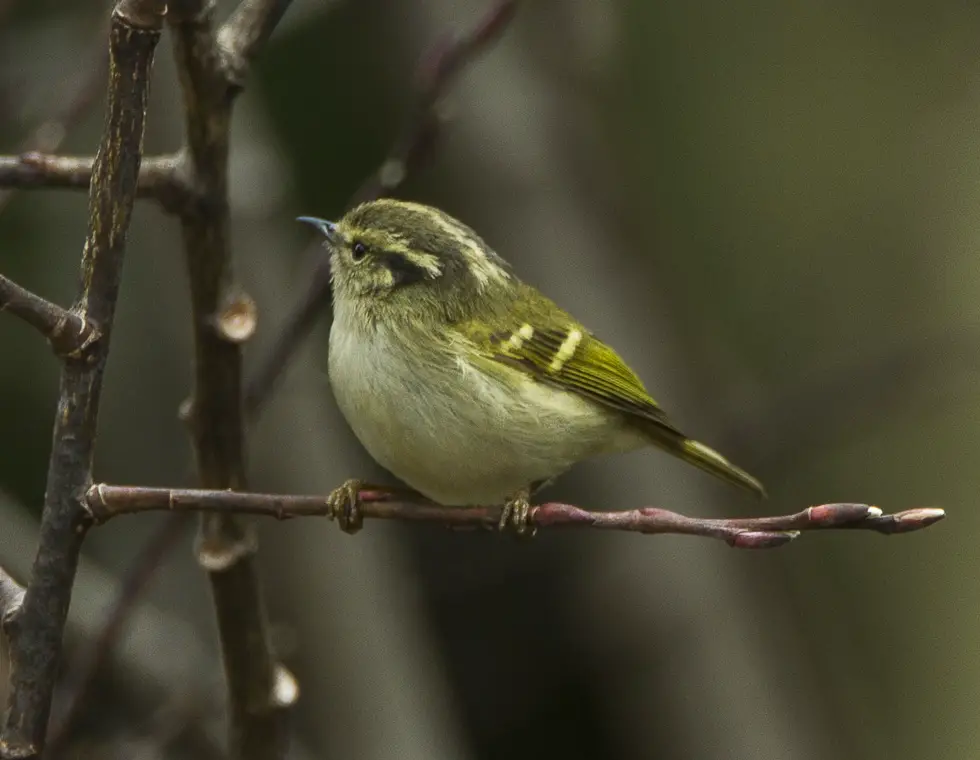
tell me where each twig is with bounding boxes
[0,11,110,217]
[0,489,235,759]
[0,1,165,757]
[243,0,519,415]
[218,0,296,88]
[0,275,98,357]
[0,153,184,208]
[351,0,518,206]
[84,483,945,547]
[44,514,193,756]
[167,0,296,756]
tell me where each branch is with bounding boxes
[44,514,193,756]
[217,0,296,88]
[84,483,945,547]
[168,0,289,756]
[0,489,235,759]
[0,275,98,357]
[0,1,165,757]
[0,13,109,217]
[244,0,519,415]
[0,153,184,208]
[350,0,518,206]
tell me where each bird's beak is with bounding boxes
[296,216,338,241]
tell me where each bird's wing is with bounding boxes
[454,288,765,497]
[460,311,679,432]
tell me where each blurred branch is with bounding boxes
[85,484,945,548]
[0,153,184,207]
[0,0,15,25]
[349,0,518,206]
[0,15,109,217]
[244,0,519,415]
[0,274,97,356]
[167,0,293,755]
[45,514,193,757]
[0,489,241,760]
[0,1,165,757]
[218,0,296,87]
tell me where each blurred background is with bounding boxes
[0,0,972,758]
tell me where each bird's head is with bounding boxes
[298,200,512,323]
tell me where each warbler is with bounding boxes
[298,200,764,534]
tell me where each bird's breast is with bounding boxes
[328,315,644,505]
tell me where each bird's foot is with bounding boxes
[498,489,536,538]
[326,479,364,534]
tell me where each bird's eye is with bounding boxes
[351,241,368,261]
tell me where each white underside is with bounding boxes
[329,308,645,505]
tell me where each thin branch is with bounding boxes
[351,0,518,207]
[0,1,165,757]
[168,0,287,756]
[84,483,945,547]
[0,153,185,208]
[0,0,296,204]
[0,11,110,217]
[44,514,193,756]
[0,275,98,357]
[244,0,519,415]
[217,0,296,88]
[0,487,234,759]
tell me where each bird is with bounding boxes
[297,199,764,535]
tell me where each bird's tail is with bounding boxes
[642,423,766,498]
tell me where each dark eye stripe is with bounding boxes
[380,252,430,286]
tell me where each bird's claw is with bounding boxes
[498,491,536,538]
[326,479,364,534]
